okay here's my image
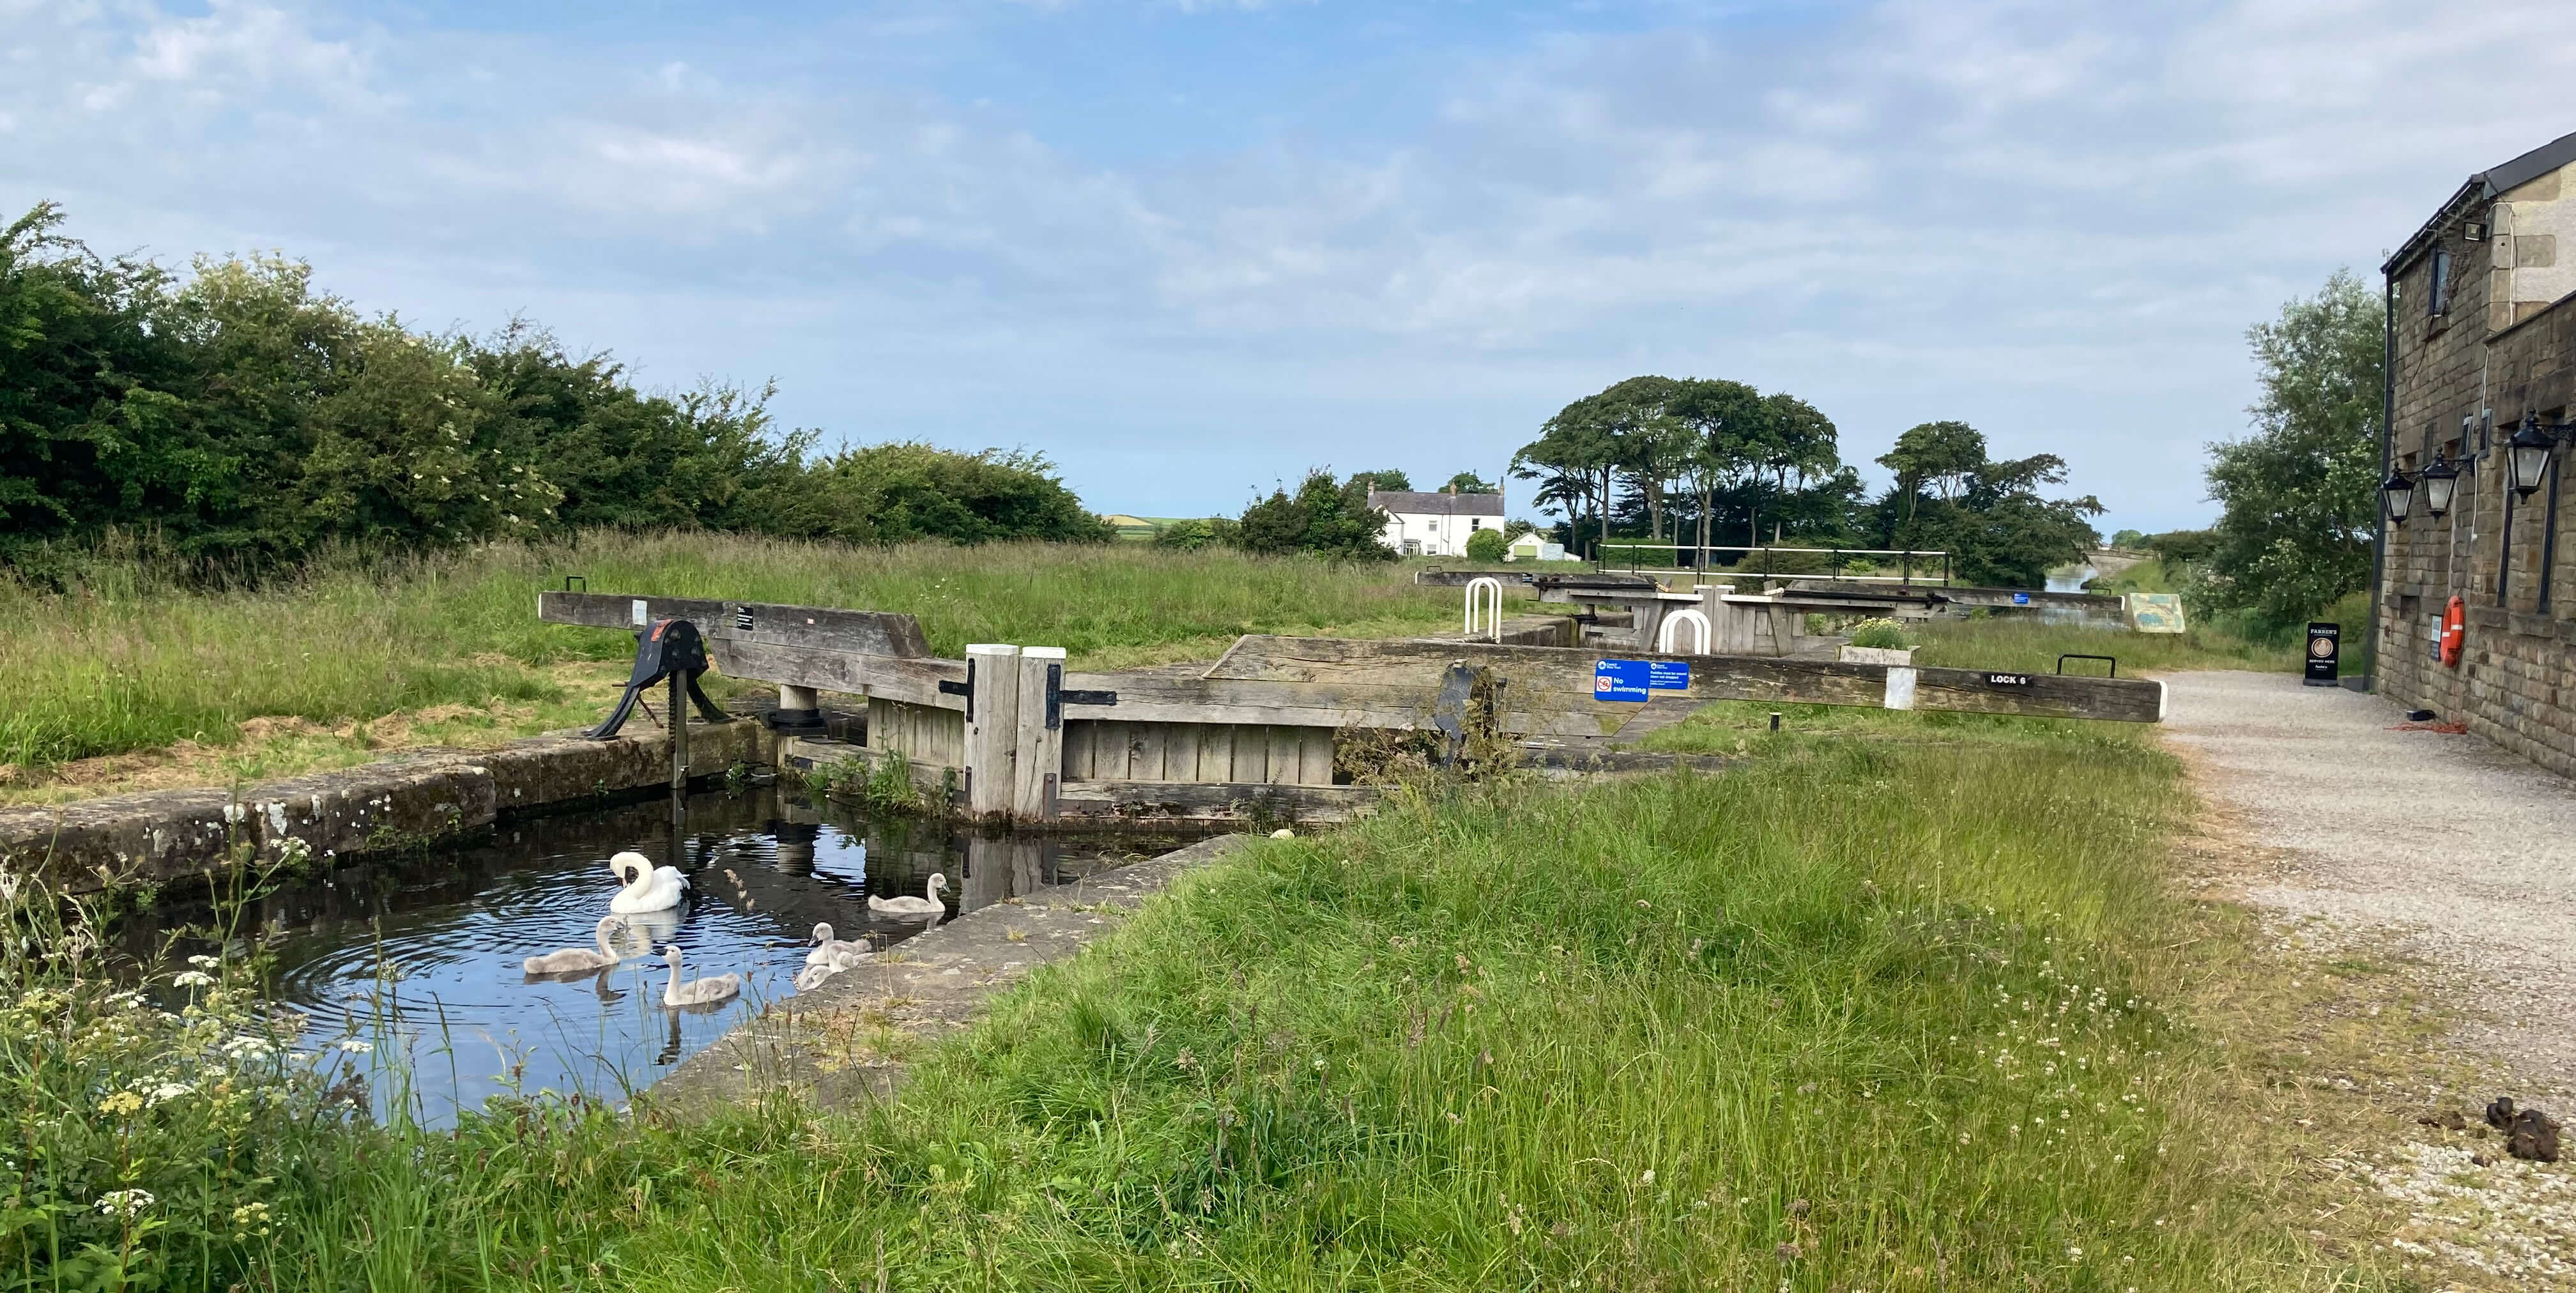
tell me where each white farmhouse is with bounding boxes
[1370,489,1505,556]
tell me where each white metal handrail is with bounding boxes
[1464,576,1505,643]
[1655,608,1711,654]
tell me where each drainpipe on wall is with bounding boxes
[2370,267,2394,691]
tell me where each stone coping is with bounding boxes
[0,721,768,891]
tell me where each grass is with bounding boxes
[1908,615,2303,677]
[0,533,1485,793]
[231,728,2392,1292]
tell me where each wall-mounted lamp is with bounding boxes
[2508,412,2569,499]
[2382,467,2416,523]
[2419,452,2460,519]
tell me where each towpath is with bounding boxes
[2161,670,2576,1095]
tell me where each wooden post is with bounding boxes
[777,684,820,723]
[963,644,1022,818]
[1015,647,1066,821]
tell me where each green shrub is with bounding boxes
[1464,528,1508,562]
[1151,517,1238,552]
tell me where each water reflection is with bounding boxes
[121,786,1185,1123]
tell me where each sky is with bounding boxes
[7,1,2576,534]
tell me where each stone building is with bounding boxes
[2378,127,2576,778]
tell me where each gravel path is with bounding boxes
[2163,670,2576,1093]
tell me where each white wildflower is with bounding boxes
[142,1081,192,1106]
[172,970,215,988]
[96,1189,154,1218]
[335,1038,372,1054]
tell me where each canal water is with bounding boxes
[123,786,1189,1123]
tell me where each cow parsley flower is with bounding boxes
[96,1190,154,1218]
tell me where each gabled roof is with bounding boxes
[2386,128,2576,276]
[1368,489,1505,517]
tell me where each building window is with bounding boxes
[1471,518,1483,530]
[2429,248,2452,318]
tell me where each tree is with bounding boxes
[2204,270,2386,624]
[1444,471,1498,494]
[1353,468,1411,492]
[1236,470,1395,561]
[1668,378,1768,559]
[1871,424,2103,587]
[1465,528,1508,562]
[1877,421,1987,526]
[1754,393,1839,546]
[2109,528,2146,549]
[1514,376,1678,558]
[1514,399,1621,560]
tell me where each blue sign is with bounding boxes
[1648,660,1691,691]
[1594,659,1650,702]
[2011,592,2031,606]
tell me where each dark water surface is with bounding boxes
[125,786,1187,1122]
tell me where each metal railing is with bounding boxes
[1594,543,1952,588]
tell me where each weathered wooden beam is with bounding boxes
[1015,648,1067,819]
[712,641,967,710]
[1203,636,2165,724]
[962,644,1021,818]
[1053,779,1384,825]
[537,591,931,658]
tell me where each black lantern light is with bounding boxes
[2508,413,2559,499]
[2382,466,2416,523]
[2420,452,2460,519]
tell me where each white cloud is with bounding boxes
[5,0,2574,524]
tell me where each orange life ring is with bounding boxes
[2441,595,2466,668]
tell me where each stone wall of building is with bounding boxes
[2379,178,2576,782]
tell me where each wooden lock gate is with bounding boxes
[537,592,2164,827]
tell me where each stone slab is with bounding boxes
[652,833,1254,1113]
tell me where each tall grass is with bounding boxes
[0,533,1461,773]
[240,733,2379,1291]
[1910,615,2302,676]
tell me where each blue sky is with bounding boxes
[7,1,2575,533]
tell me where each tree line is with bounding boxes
[1508,375,2107,588]
[0,203,1109,574]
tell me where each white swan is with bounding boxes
[523,916,629,975]
[804,922,873,968]
[793,961,842,993]
[869,873,949,920]
[607,850,689,914]
[659,945,741,1008]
